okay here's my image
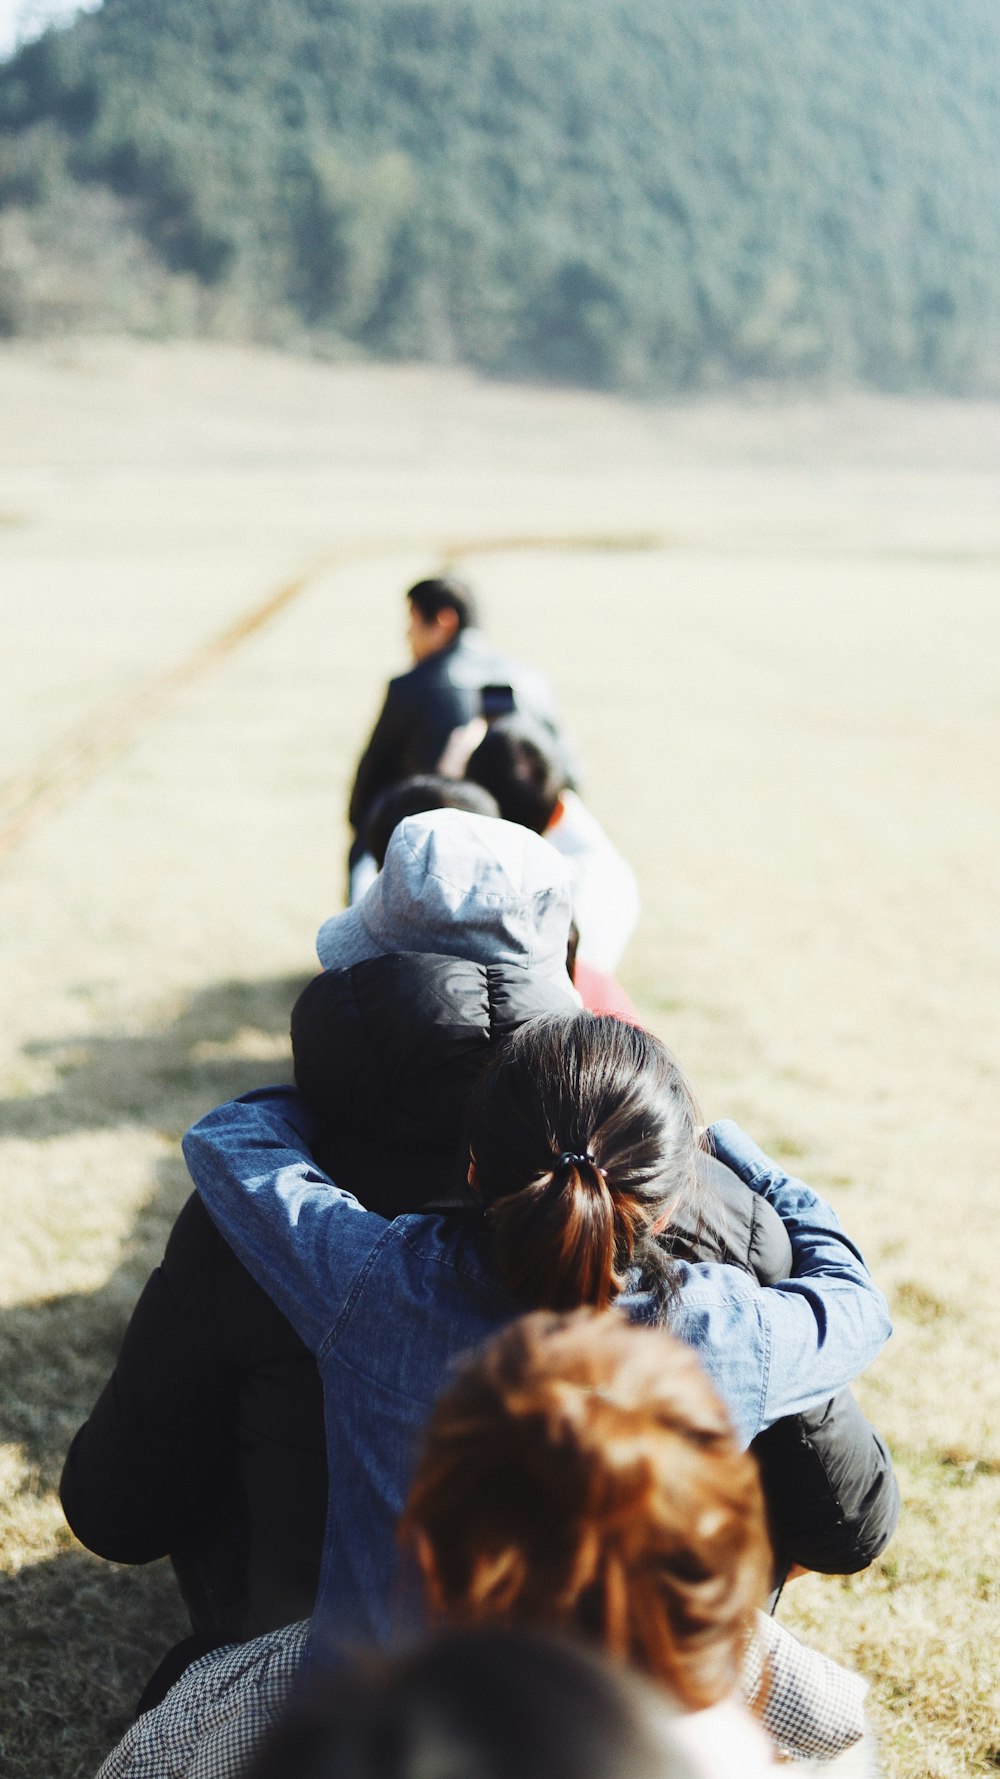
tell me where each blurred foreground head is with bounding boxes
[243,1625,778,1779]
[403,1310,771,1712]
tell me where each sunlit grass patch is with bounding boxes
[893,1280,951,1325]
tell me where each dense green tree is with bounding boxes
[0,0,997,392]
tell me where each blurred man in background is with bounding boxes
[347,575,567,897]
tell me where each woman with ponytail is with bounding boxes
[465,1014,698,1314]
[96,1008,890,1778]
[178,1008,888,1650]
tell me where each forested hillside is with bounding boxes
[1,0,998,392]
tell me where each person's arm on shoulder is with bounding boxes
[705,1121,892,1430]
[182,1087,390,1356]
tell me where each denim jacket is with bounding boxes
[184,1089,891,1652]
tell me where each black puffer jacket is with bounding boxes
[61,955,896,1655]
[292,957,796,1271]
[292,955,575,1217]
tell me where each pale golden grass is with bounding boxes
[1,342,998,1776]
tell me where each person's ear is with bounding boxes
[467,1152,479,1191]
[436,606,460,645]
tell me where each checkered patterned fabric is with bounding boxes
[94,1609,871,1776]
[94,1620,309,1779]
[744,1611,870,1762]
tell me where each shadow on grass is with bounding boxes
[0,973,309,1140]
[0,972,311,1779]
[1,972,311,1481]
[0,1547,189,1779]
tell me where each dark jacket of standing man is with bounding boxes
[348,576,564,840]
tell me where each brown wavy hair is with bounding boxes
[467,1013,699,1312]
[401,1310,771,1711]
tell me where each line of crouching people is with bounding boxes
[63,638,899,1778]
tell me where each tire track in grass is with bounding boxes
[0,554,334,861]
[0,530,665,864]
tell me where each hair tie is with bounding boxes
[555,1150,608,1181]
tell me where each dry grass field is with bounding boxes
[1,339,998,1777]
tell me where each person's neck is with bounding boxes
[427,629,466,662]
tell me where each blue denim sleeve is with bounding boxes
[700,1120,892,1435]
[182,1087,393,1357]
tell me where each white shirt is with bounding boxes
[545,789,640,972]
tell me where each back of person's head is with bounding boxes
[242,1625,759,1779]
[402,1312,771,1714]
[365,774,500,868]
[466,714,568,833]
[317,810,577,992]
[467,1012,698,1310]
[407,574,478,631]
[290,954,574,1216]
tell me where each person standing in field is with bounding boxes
[347,575,568,896]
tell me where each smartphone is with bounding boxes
[480,682,516,720]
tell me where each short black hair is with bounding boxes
[244,1627,680,1779]
[406,574,478,631]
[465,715,567,834]
[364,774,500,868]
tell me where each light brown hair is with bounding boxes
[402,1310,771,1711]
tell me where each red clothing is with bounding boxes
[573,961,641,1025]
